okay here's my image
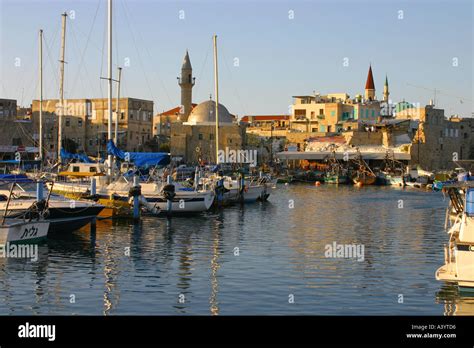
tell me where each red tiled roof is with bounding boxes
[241,115,290,122]
[158,103,198,116]
[365,65,375,90]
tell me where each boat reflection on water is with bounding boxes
[209,214,223,316]
[436,283,474,316]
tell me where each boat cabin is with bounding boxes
[59,163,105,177]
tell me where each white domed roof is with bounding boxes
[185,100,234,125]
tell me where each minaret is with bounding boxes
[178,50,195,121]
[383,75,389,102]
[364,65,375,101]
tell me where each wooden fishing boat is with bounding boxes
[378,173,404,186]
[352,172,376,185]
[351,150,376,186]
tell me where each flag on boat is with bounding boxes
[106,140,170,167]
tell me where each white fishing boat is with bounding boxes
[200,175,267,204]
[0,219,50,246]
[436,181,474,290]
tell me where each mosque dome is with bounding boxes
[395,101,414,113]
[185,100,234,125]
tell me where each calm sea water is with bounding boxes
[0,184,467,315]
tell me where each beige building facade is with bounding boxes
[170,100,246,164]
[31,97,153,159]
[395,105,473,170]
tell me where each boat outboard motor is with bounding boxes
[162,184,176,201]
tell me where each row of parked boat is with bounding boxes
[275,151,458,189]
[0,164,276,247]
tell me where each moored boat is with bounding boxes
[436,181,474,290]
[324,174,348,184]
[0,219,50,246]
[0,183,104,232]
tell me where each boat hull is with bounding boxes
[0,201,104,233]
[144,191,215,213]
[377,175,405,186]
[0,220,49,245]
[324,175,348,184]
[352,175,376,185]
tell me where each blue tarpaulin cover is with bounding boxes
[107,140,170,167]
[0,174,32,183]
[467,189,474,216]
[60,149,93,163]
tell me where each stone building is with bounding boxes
[153,51,197,137]
[290,65,387,134]
[0,98,17,118]
[0,98,38,160]
[170,100,246,164]
[31,97,153,160]
[395,104,473,170]
[166,51,247,164]
[153,103,197,137]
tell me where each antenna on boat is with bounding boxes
[38,29,43,162]
[58,12,67,164]
[107,0,113,178]
[115,67,122,144]
[213,35,219,165]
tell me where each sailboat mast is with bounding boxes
[107,0,113,177]
[58,12,67,162]
[213,35,219,164]
[38,29,43,161]
[115,67,122,143]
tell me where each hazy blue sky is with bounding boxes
[0,0,472,117]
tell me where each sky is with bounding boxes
[0,0,472,118]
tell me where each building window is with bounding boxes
[66,118,70,127]
[210,134,214,140]
[319,109,324,115]
[330,111,335,117]
[78,119,82,127]
[130,111,134,120]
[198,133,203,140]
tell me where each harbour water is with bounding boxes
[0,184,464,315]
